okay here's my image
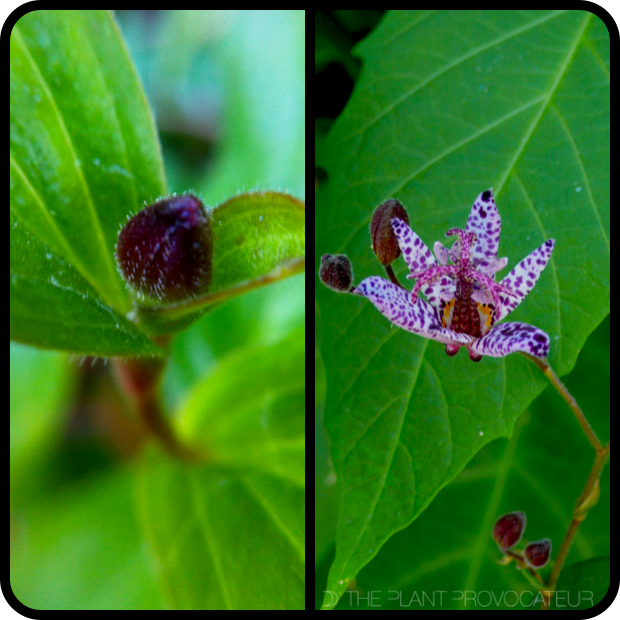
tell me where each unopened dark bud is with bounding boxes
[370,199,409,265]
[493,511,527,552]
[116,194,213,304]
[524,539,551,569]
[319,254,353,292]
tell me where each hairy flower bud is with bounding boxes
[116,194,213,304]
[524,539,551,569]
[370,199,410,265]
[493,511,527,552]
[319,254,353,292]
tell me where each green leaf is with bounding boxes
[315,307,337,566]
[178,329,305,485]
[11,468,165,610]
[552,557,610,610]
[138,448,304,610]
[10,343,70,506]
[210,192,305,294]
[316,317,609,609]
[138,331,305,609]
[316,10,609,607]
[10,12,306,353]
[10,210,163,356]
[10,10,167,355]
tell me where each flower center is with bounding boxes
[442,229,491,337]
[411,228,508,338]
[441,283,494,337]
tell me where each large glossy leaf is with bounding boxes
[10,10,167,355]
[315,10,609,607]
[139,331,305,609]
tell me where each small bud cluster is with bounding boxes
[492,511,551,570]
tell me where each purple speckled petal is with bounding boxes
[465,189,503,273]
[423,276,456,309]
[468,322,550,358]
[353,276,474,346]
[496,239,555,321]
[391,218,437,274]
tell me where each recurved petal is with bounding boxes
[353,276,474,346]
[468,322,550,358]
[496,239,555,321]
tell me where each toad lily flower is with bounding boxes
[353,190,555,361]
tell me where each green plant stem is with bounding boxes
[540,443,610,610]
[520,353,610,610]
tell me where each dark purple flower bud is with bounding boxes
[116,194,214,304]
[493,511,527,552]
[319,254,353,292]
[524,539,551,569]
[370,199,409,265]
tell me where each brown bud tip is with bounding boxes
[524,539,551,569]
[493,511,527,552]
[370,199,409,265]
[116,194,213,303]
[319,254,353,292]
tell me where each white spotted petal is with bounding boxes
[390,218,437,274]
[465,189,503,272]
[353,277,474,347]
[391,217,457,310]
[469,322,550,358]
[496,239,556,322]
[433,241,451,266]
